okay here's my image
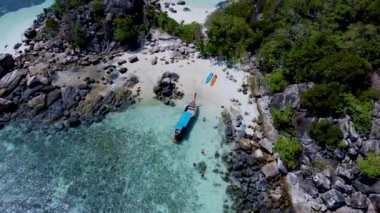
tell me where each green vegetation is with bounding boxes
[201,0,380,136]
[91,0,103,17]
[45,17,58,31]
[265,69,288,93]
[53,0,90,16]
[145,8,203,44]
[114,16,138,43]
[204,13,256,61]
[300,83,346,116]
[273,135,302,170]
[68,23,86,48]
[357,152,380,178]
[311,160,326,172]
[180,22,202,43]
[270,105,294,132]
[308,120,344,148]
[345,94,373,135]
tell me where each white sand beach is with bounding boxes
[161,0,221,24]
[113,31,260,135]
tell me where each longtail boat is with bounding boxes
[173,93,197,143]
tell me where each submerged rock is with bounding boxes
[196,161,207,176]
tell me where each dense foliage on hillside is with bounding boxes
[201,0,380,175]
[203,0,380,135]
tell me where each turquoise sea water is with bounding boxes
[183,0,224,8]
[0,100,231,212]
[0,0,53,53]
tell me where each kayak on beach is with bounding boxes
[205,72,213,84]
[210,75,218,86]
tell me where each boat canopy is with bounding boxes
[175,111,192,130]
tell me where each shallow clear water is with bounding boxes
[0,100,230,212]
[183,0,224,8]
[0,0,53,54]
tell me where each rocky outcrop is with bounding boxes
[0,54,15,78]
[0,69,27,96]
[153,72,183,105]
[313,173,331,192]
[0,98,16,112]
[321,189,346,210]
[271,83,313,109]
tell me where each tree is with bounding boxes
[307,52,372,93]
[345,94,373,135]
[68,22,86,48]
[308,120,344,148]
[114,16,138,43]
[300,83,346,116]
[270,105,294,131]
[180,22,202,43]
[204,14,256,61]
[265,69,288,92]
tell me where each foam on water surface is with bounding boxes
[0,99,231,212]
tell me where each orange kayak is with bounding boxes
[210,75,218,86]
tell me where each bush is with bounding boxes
[114,17,138,43]
[305,52,372,93]
[265,69,288,92]
[273,135,302,170]
[68,23,86,48]
[91,0,103,17]
[357,152,380,178]
[270,105,294,131]
[45,17,58,30]
[308,120,344,148]
[345,94,373,135]
[300,83,346,116]
[180,22,202,43]
[155,12,182,36]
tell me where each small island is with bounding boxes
[0,0,379,212]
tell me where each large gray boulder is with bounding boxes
[336,166,354,183]
[0,53,15,78]
[333,178,352,194]
[0,98,16,112]
[321,189,346,210]
[27,94,46,110]
[347,192,368,209]
[259,138,272,154]
[0,69,27,96]
[261,161,279,179]
[313,173,331,192]
[369,194,380,211]
[271,83,313,109]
